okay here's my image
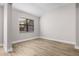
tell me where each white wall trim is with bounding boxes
[0,36,75,47]
[12,36,75,46]
[12,36,39,44]
[0,36,39,47]
[40,36,75,45]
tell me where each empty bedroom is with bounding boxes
[0,3,79,56]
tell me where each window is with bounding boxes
[19,17,34,32]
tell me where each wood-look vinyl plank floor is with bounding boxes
[0,38,79,56]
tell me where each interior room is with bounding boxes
[0,3,79,56]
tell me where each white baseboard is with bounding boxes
[12,36,39,44]
[0,37,38,52]
[40,36,75,45]
[0,36,75,48]
[0,36,39,47]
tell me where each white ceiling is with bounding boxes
[0,3,74,17]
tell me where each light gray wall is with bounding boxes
[0,6,40,44]
[76,3,79,46]
[12,9,40,42]
[0,6,3,44]
[40,4,76,44]
[0,4,76,45]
